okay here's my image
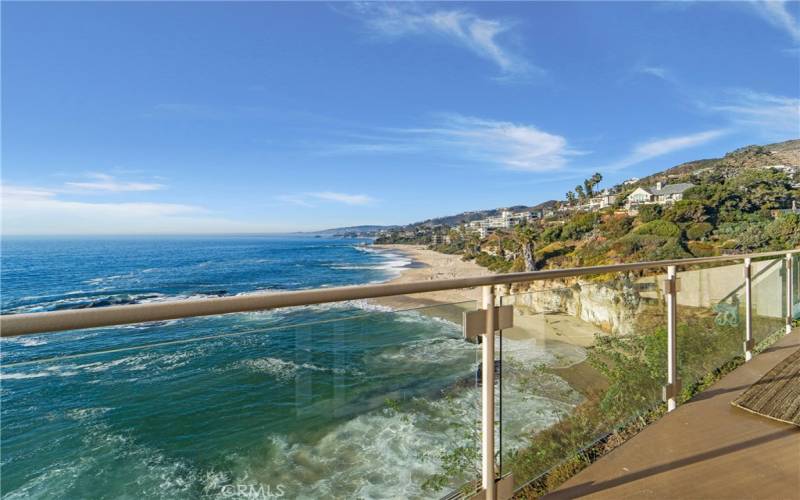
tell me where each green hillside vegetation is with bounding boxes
[435,164,799,273]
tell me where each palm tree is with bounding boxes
[515,223,537,272]
[566,191,576,207]
[575,185,586,204]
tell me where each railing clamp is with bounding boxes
[463,305,514,342]
[662,380,682,402]
[662,276,680,295]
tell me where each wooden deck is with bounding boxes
[546,329,800,500]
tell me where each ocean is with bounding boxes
[0,236,584,499]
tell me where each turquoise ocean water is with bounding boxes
[0,236,583,499]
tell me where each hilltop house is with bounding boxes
[585,190,617,211]
[625,181,694,209]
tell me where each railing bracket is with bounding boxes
[662,380,682,402]
[662,277,681,295]
[463,305,513,341]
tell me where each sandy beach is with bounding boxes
[370,244,603,395]
[370,244,599,348]
[370,244,492,308]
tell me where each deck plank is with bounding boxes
[545,329,800,500]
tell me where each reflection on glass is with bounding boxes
[675,263,745,394]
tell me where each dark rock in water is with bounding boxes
[475,360,502,386]
[198,290,227,296]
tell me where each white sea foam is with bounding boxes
[234,357,353,380]
[2,335,48,347]
[241,366,580,499]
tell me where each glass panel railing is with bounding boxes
[675,263,745,395]
[496,272,666,495]
[792,253,800,321]
[752,258,789,345]
[0,298,481,499]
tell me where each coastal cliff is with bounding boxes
[502,278,648,336]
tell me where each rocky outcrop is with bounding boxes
[502,278,646,336]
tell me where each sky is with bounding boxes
[2,1,799,235]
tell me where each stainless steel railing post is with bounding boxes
[787,253,794,335]
[666,265,679,412]
[481,285,496,500]
[744,258,753,361]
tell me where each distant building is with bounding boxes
[623,177,640,186]
[467,209,540,237]
[626,181,694,209]
[586,190,617,211]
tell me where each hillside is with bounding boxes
[641,139,800,183]
[412,201,557,228]
[389,138,800,272]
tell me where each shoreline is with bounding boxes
[370,244,492,309]
[368,243,603,396]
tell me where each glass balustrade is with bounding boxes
[1,298,482,499]
[495,270,666,496]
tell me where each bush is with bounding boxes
[663,200,713,224]
[688,241,717,257]
[474,252,514,272]
[633,220,681,238]
[685,222,713,241]
[561,212,599,240]
[637,204,662,223]
[765,214,800,249]
[541,225,563,244]
[599,214,634,239]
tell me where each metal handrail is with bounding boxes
[1,248,797,337]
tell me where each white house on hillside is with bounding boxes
[626,181,694,209]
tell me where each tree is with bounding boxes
[566,191,576,207]
[575,185,586,203]
[515,223,537,271]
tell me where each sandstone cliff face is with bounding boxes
[502,279,647,336]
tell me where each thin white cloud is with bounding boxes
[65,173,165,192]
[1,184,265,235]
[307,191,376,206]
[706,89,800,137]
[750,0,800,42]
[275,194,316,208]
[275,191,377,207]
[349,3,535,76]
[635,65,670,80]
[607,129,728,170]
[401,114,578,172]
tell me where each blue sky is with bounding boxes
[2,1,799,234]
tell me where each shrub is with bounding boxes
[685,222,713,241]
[633,220,681,238]
[663,200,713,224]
[475,252,514,272]
[637,204,662,223]
[765,213,800,249]
[688,240,717,257]
[541,225,563,244]
[537,241,573,261]
[561,212,599,240]
[599,214,634,239]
